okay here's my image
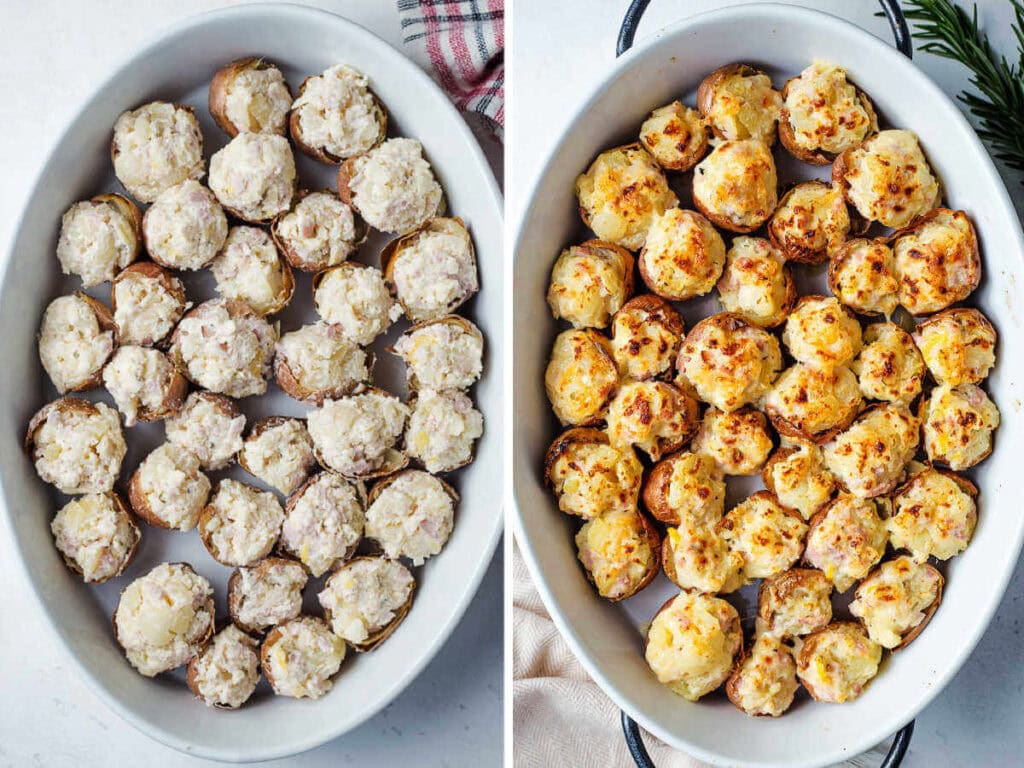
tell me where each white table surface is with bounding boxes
[509,1,1024,766]
[0,2,502,767]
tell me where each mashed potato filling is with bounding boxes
[575,510,655,600]
[212,226,290,315]
[113,270,185,346]
[850,556,942,648]
[282,473,364,576]
[39,295,114,393]
[51,493,137,583]
[320,557,415,644]
[190,625,259,709]
[549,438,642,520]
[921,384,999,470]
[231,559,307,632]
[314,265,402,346]
[31,400,126,494]
[225,64,291,134]
[645,591,741,701]
[56,200,137,286]
[307,392,409,477]
[640,208,725,300]
[145,180,228,270]
[717,237,791,327]
[842,129,938,228]
[276,322,369,395]
[728,634,798,717]
[209,133,295,222]
[393,319,484,390]
[203,480,284,566]
[166,392,246,470]
[112,102,204,203]
[293,65,384,159]
[263,617,345,699]
[888,469,977,560]
[349,138,443,234]
[275,192,358,269]
[114,563,213,677]
[405,389,483,473]
[240,419,316,495]
[366,470,454,565]
[785,61,875,154]
[135,442,211,530]
[102,345,177,426]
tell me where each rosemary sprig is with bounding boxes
[902,0,1024,176]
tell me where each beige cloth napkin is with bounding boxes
[512,542,894,768]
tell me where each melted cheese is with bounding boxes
[784,61,875,154]
[850,556,942,648]
[665,520,744,594]
[549,437,642,519]
[691,407,773,476]
[727,634,798,717]
[644,591,741,701]
[765,363,862,440]
[768,181,850,264]
[852,323,925,405]
[640,208,725,300]
[575,144,677,250]
[894,209,980,316]
[718,493,807,581]
[888,468,977,560]
[828,238,899,317]
[706,70,782,144]
[795,623,881,703]
[575,510,657,601]
[804,494,888,592]
[638,101,707,170]
[758,568,833,638]
[658,451,726,525]
[606,380,695,460]
[610,297,683,380]
[693,140,777,231]
[716,237,791,327]
[764,444,836,520]
[782,296,862,368]
[547,242,630,328]
[676,314,782,412]
[914,308,996,386]
[823,405,919,498]
[544,329,618,426]
[921,384,999,470]
[841,129,939,228]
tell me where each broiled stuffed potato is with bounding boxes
[761,443,836,520]
[716,237,796,328]
[676,313,782,412]
[693,140,778,233]
[606,380,699,461]
[575,143,678,250]
[764,363,863,444]
[779,60,878,165]
[544,329,618,426]
[639,101,709,171]
[690,407,774,476]
[827,238,899,317]
[833,129,940,229]
[726,634,799,717]
[804,493,889,593]
[638,208,725,301]
[644,591,743,701]
[795,622,881,703]
[892,208,981,316]
[642,451,725,526]
[718,491,808,581]
[662,519,744,594]
[609,295,684,380]
[919,383,999,470]
[851,323,925,405]
[544,427,643,520]
[914,308,997,386]
[850,556,943,649]
[888,467,978,560]
[697,64,782,145]
[757,567,833,638]
[575,509,661,601]
[768,181,852,265]
[822,404,919,498]
[547,239,634,328]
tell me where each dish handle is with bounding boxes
[614,1,915,765]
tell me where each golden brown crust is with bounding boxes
[290,76,388,164]
[697,64,773,142]
[797,621,872,702]
[542,427,612,492]
[588,511,661,602]
[767,181,848,265]
[757,567,833,634]
[209,57,291,138]
[638,101,709,172]
[760,444,796,499]
[826,236,893,316]
[778,77,878,166]
[692,189,772,235]
[322,555,417,652]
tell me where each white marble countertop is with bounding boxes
[509,2,1024,766]
[0,2,502,767]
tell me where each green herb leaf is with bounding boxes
[902,0,1024,178]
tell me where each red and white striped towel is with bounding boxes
[398,0,504,140]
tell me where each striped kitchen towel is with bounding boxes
[398,0,504,139]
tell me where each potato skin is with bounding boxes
[209,57,292,138]
[290,76,387,164]
[777,75,877,165]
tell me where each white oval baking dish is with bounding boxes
[0,4,502,762]
[512,4,1024,767]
